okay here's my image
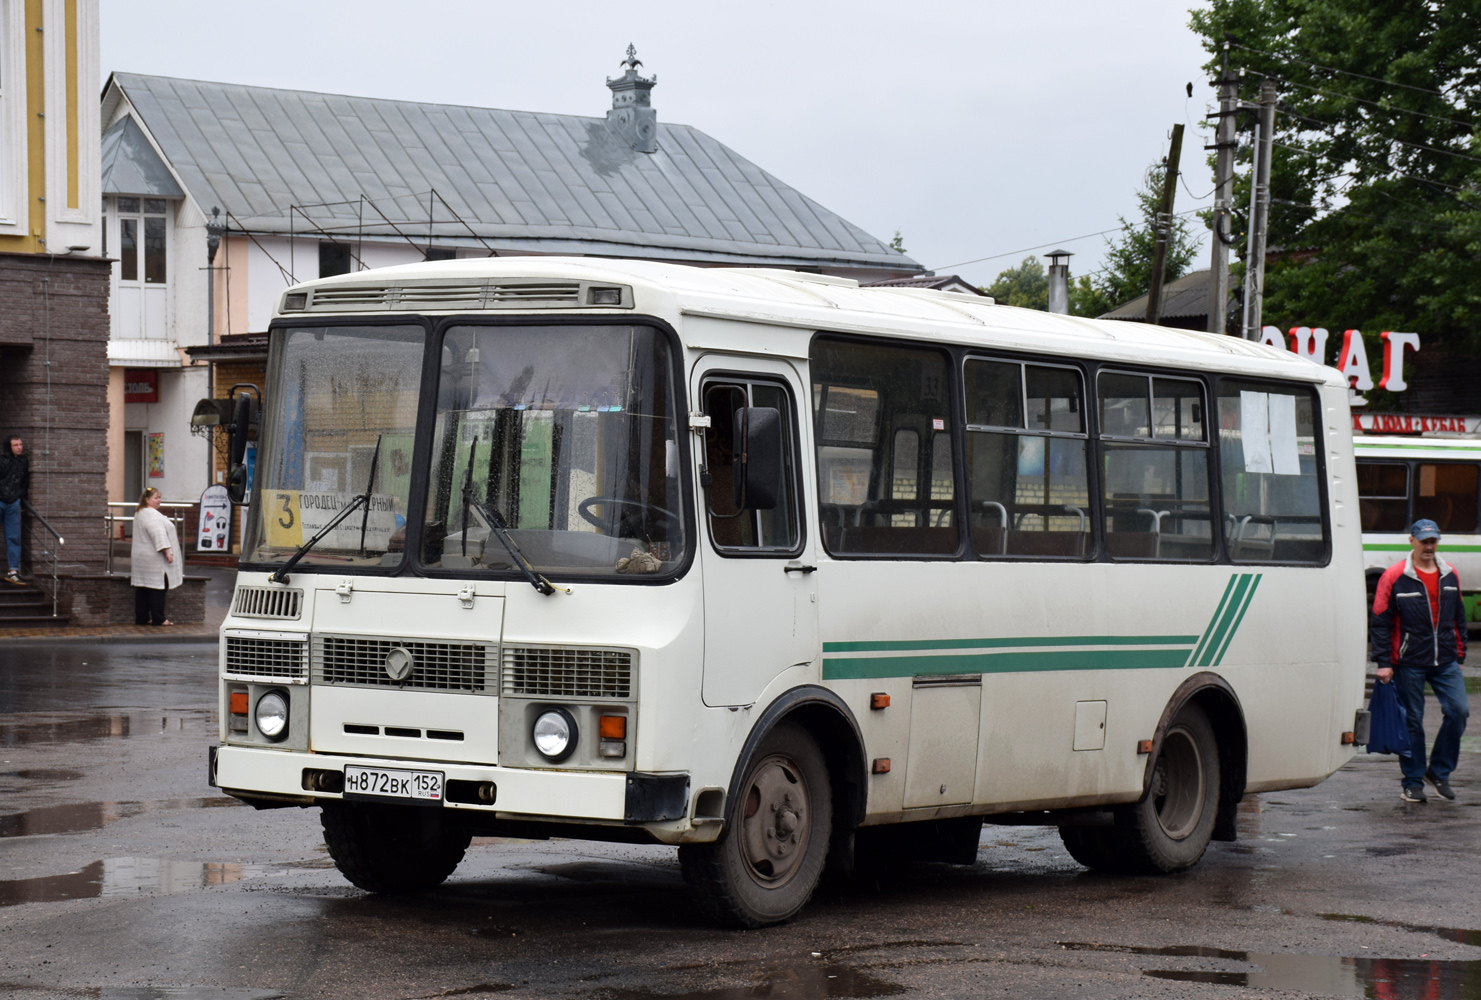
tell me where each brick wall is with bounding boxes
[0,252,113,619]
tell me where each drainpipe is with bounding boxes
[205,208,223,490]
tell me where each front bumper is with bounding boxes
[212,745,688,824]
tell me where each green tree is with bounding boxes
[1071,163,1201,318]
[1189,0,1481,355]
[985,256,1048,309]
[889,229,907,254]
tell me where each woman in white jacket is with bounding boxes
[131,487,182,625]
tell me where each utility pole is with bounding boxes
[1243,78,1278,340]
[1144,123,1184,325]
[1206,43,1240,335]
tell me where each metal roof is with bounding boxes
[106,73,923,274]
[1100,268,1211,322]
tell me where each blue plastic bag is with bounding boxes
[1366,681,1411,757]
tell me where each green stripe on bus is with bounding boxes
[1188,575,1240,667]
[821,646,1194,680]
[822,634,1198,653]
[1196,574,1256,668]
[1364,543,1481,552]
[1212,575,1262,666]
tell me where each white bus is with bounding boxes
[1355,435,1481,626]
[209,258,1368,927]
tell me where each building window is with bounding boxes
[116,197,168,283]
[320,241,351,277]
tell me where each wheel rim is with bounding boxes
[1150,725,1205,840]
[738,753,812,889]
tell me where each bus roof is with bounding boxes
[280,257,1344,387]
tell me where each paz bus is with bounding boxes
[1355,435,1481,627]
[208,257,1368,927]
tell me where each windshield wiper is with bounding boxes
[461,481,567,597]
[269,436,382,584]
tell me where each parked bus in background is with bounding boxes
[1356,436,1481,627]
[207,258,1369,927]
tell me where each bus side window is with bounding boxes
[811,338,959,556]
[1356,461,1409,532]
[702,379,801,552]
[1414,463,1480,533]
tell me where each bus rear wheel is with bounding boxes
[679,723,832,928]
[1116,702,1220,874]
[321,801,471,893]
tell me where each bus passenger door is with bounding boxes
[695,363,819,707]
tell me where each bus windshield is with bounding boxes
[421,323,685,579]
[242,324,426,569]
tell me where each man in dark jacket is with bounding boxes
[1370,518,1469,803]
[0,434,27,584]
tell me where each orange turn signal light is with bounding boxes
[229,691,249,715]
[599,715,627,739]
[872,758,891,774]
[1341,731,1357,745]
[870,692,891,710]
[1136,739,1154,755]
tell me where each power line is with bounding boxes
[1281,107,1481,166]
[931,210,1204,273]
[1272,140,1474,194]
[1230,41,1446,97]
[1269,74,1479,132]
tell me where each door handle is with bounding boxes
[783,563,817,574]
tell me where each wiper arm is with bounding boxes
[461,488,568,596]
[268,493,369,584]
[358,434,382,557]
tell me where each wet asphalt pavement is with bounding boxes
[2,642,1481,1000]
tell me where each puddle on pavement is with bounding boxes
[0,796,243,838]
[1063,941,1481,998]
[0,987,286,999]
[1320,912,1481,947]
[601,965,906,1000]
[0,857,282,907]
[0,715,132,745]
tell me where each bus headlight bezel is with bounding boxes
[255,689,290,742]
[532,707,578,763]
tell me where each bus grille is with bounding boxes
[225,633,308,681]
[305,281,582,312]
[314,636,493,693]
[231,586,303,620]
[501,646,633,699]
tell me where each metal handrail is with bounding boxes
[106,500,192,576]
[20,498,63,618]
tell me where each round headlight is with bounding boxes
[255,690,289,741]
[532,707,577,762]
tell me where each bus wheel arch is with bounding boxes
[1154,673,1247,844]
[678,686,865,927]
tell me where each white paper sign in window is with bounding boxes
[1240,391,1273,474]
[1267,393,1301,475]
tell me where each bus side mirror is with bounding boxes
[226,463,249,505]
[733,406,783,511]
[226,391,257,505]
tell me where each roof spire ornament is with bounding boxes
[606,45,659,153]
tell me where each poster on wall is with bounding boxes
[197,484,231,552]
[148,433,165,478]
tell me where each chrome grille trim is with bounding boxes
[313,635,495,693]
[231,586,303,620]
[501,646,634,699]
[303,280,591,313]
[224,630,309,682]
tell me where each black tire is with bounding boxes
[678,722,833,928]
[1057,825,1130,873]
[1114,702,1220,874]
[321,801,471,893]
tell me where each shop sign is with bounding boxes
[1351,413,1480,434]
[1256,326,1420,396]
[124,369,158,403]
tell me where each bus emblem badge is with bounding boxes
[384,647,415,682]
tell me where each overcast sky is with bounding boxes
[102,0,1219,288]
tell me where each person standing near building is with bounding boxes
[1370,518,1469,803]
[0,435,28,584]
[131,487,182,625]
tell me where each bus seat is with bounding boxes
[1105,532,1159,558]
[832,525,958,555]
[972,524,1007,555]
[1006,531,1087,557]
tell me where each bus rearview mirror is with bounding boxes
[733,406,783,511]
[228,392,255,468]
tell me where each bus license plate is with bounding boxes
[343,765,444,804]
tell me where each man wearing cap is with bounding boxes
[1370,519,1469,803]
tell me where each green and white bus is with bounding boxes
[1356,435,1481,625]
[209,257,1368,927]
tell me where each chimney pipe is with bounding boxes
[606,44,658,153]
[1045,249,1072,314]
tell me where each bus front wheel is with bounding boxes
[678,722,833,928]
[1117,702,1220,873]
[321,801,471,893]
